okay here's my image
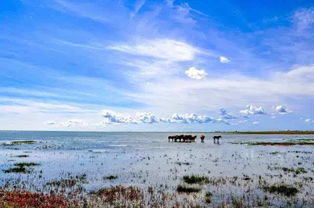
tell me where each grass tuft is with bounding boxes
[183,175,209,184]
[103,175,118,180]
[176,185,201,193]
[263,184,298,197]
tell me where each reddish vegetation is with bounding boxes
[0,190,70,208]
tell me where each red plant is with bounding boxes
[0,190,71,208]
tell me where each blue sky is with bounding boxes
[1,0,314,131]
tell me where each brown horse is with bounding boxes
[200,135,205,143]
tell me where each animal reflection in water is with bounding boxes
[213,135,222,144]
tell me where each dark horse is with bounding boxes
[213,135,222,144]
[200,135,205,143]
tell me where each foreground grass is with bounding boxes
[263,184,299,197]
[274,167,307,175]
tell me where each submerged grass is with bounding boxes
[2,140,37,146]
[3,162,40,174]
[103,175,118,180]
[274,167,307,175]
[263,184,298,197]
[183,175,209,184]
[176,184,201,193]
[205,191,212,203]
[14,155,29,158]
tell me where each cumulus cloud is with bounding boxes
[185,67,208,79]
[135,112,160,124]
[240,105,266,115]
[219,56,230,63]
[108,39,201,61]
[274,105,290,114]
[169,113,213,123]
[101,110,231,125]
[102,110,135,124]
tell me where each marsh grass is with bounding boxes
[263,184,298,197]
[3,162,40,174]
[205,191,212,203]
[14,162,39,167]
[14,155,29,158]
[276,167,307,175]
[2,140,37,146]
[46,179,77,188]
[103,175,118,180]
[176,184,201,193]
[47,174,87,187]
[183,175,209,184]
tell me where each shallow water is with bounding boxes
[0,131,313,206]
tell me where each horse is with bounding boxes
[200,135,205,143]
[213,135,222,144]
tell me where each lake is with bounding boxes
[0,131,313,207]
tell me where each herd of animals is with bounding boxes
[168,134,222,143]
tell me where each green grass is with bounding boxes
[15,155,29,158]
[3,162,40,174]
[204,192,212,203]
[103,175,118,180]
[263,184,298,197]
[14,162,39,167]
[3,140,37,146]
[176,185,201,193]
[182,175,209,184]
[274,167,307,175]
[3,166,30,173]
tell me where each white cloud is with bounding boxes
[132,66,314,114]
[252,121,259,125]
[219,108,236,119]
[102,110,135,124]
[305,118,313,123]
[169,113,213,123]
[293,8,314,30]
[100,110,230,125]
[185,67,208,79]
[240,105,266,115]
[45,121,57,125]
[219,56,230,63]
[135,112,160,124]
[108,39,201,61]
[274,105,290,114]
[61,119,87,127]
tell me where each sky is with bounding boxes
[0,0,314,131]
